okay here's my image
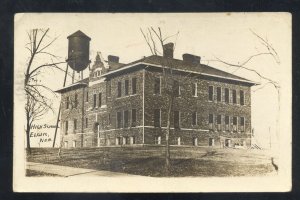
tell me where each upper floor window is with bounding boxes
[132,78,137,95]
[154,77,161,95]
[117,81,122,97]
[74,119,77,131]
[233,116,237,132]
[232,89,237,104]
[108,113,111,125]
[117,111,123,128]
[154,109,161,127]
[74,94,78,108]
[66,96,70,109]
[225,88,229,103]
[131,109,137,127]
[240,117,245,131]
[209,114,213,129]
[192,83,197,97]
[93,94,97,108]
[225,115,229,131]
[208,86,213,101]
[174,111,180,129]
[86,91,89,102]
[217,114,221,130]
[173,80,180,97]
[125,80,129,96]
[124,110,129,128]
[65,121,68,134]
[217,87,221,102]
[192,112,197,126]
[98,93,102,107]
[85,118,88,128]
[240,90,245,105]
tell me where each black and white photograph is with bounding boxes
[13,13,291,192]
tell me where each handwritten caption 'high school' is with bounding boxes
[30,124,59,143]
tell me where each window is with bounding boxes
[65,121,68,135]
[74,119,77,131]
[192,83,197,97]
[232,89,237,104]
[173,80,180,97]
[176,137,181,145]
[132,78,137,94]
[217,115,221,130]
[129,136,135,145]
[193,138,198,146]
[174,111,180,128]
[125,80,129,96]
[72,141,76,148]
[124,110,129,128]
[66,97,70,109]
[225,115,229,131]
[93,94,97,108]
[208,86,213,101]
[108,114,111,125]
[117,81,122,97]
[225,88,229,103]
[117,111,122,128]
[74,94,78,108]
[209,114,214,130]
[209,138,215,146]
[240,90,245,105]
[233,116,237,132]
[131,109,137,127]
[217,87,221,102]
[85,118,88,128]
[154,77,161,94]
[98,93,102,107]
[154,109,161,127]
[86,91,89,102]
[192,112,197,126]
[240,117,245,132]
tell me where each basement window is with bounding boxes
[209,114,213,130]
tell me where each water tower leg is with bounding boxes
[53,63,69,148]
[72,70,75,84]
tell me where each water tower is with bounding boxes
[66,30,91,72]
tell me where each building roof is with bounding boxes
[67,30,91,40]
[103,55,258,85]
[55,78,89,93]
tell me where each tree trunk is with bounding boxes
[165,96,173,175]
[26,121,31,155]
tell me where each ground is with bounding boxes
[26,146,275,177]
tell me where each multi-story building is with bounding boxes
[56,43,256,148]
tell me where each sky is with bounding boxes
[14,13,291,149]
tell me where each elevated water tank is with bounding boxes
[67,30,91,72]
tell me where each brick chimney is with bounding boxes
[182,53,201,64]
[163,43,174,59]
[108,55,119,63]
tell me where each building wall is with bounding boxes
[60,67,252,148]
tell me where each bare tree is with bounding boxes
[24,28,66,154]
[141,27,194,175]
[203,29,281,148]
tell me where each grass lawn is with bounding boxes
[26,146,275,177]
